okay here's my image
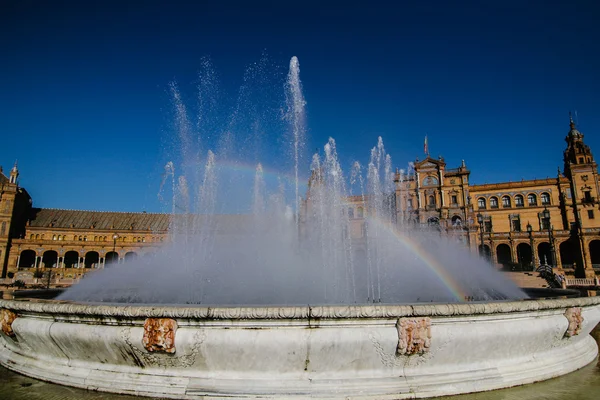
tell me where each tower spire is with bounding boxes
[9,160,18,184]
[569,111,575,130]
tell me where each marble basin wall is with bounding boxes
[0,298,599,399]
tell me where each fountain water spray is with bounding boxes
[59,55,525,305]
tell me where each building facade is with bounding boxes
[1,117,599,282]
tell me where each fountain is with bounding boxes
[0,55,599,399]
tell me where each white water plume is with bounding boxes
[59,56,525,306]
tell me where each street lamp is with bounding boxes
[542,207,555,268]
[112,234,119,265]
[527,222,534,270]
[477,213,485,258]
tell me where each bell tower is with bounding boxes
[563,114,595,175]
[562,114,600,278]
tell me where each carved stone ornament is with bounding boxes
[564,307,584,338]
[396,317,431,355]
[142,318,177,353]
[0,308,17,337]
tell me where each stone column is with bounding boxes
[583,239,596,279]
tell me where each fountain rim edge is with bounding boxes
[0,296,598,319]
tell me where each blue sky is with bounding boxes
[1,1,599,212]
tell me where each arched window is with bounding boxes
[348,208,354,219]
[527,194,537,206]
[477,198,486,209]
[490,197,499,209]
[502,196,511,208]
[30,234,34,240]
[451,215,462,226]
[52,235,57,240]
[541,192,550,205]
[428,195,436,206]
[515,195,524,207]
[35,234,40,240]
[357,207,364,218]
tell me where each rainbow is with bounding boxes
[366,216,468,302]
[180,159,308,185]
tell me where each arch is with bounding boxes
[18,250,36,268]
[423,176,438,186]
[501,195,511,208]
[64,251,79,268]
[537,242,552,266]
[515,194,524,207]
[451,215,462,227]
[477,197,486,209]
[489,196,499,209]
[560,240,578,269]
[589,240,600,269]
[105,251,119,266]
[124,252,138,262]
[357,207,364,218]
[84,251,99,268]
[496,244,512,265]
[42,250,58,268]
[527,193,537,206]
[541,192,551,205]
[516,243,532,269]
[30,234,34,240]
[478,244,491,259]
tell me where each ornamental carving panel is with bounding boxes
[0,308,17,337]
[396,317,431,355]
[142,318,177,353]
[564,307,584,338]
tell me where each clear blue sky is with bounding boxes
[1,0,599,212]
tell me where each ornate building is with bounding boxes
[393,116,600,279]
[1,117,599,283]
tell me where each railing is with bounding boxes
[565,278,598,287]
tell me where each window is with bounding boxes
[502,196,511,208]
[589,210,595,219]
[357,207,364,218]
[541,192,550,205]
[477,198,486,209]
[541,217,550,230]
[490,197,499,209]
[527,194,537,206]
[515,195,524,207]
[584,191,592,202]
[484,220,492,232]
[565,189,572,199]
[407,198,413,209]
[428,195,436,206]
[451,195,458,205]
[348,208,354,219]
[579,157,584,164]
[0,222,5,236]
[511,217,521,232]
[52,235,57,240]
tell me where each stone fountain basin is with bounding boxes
[0,297,599,399]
